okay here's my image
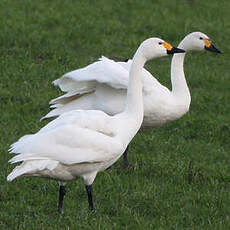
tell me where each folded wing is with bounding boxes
[10,110,123,165]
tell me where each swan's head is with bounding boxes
[138,38,185,60]
[180,32,222,53]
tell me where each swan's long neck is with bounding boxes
[171,41,191,102]
[125,48,146,121]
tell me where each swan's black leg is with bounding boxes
[85,185,95,211]
[57,184,66,213]
[123,145,130,168]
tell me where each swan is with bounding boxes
[7,38,185,212]
[41,32,221,168]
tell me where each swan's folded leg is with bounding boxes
[123,145,130,168]
[85,185,94,211]
[57,183,66,213]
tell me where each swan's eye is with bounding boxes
[158,42,163,45]
[199,37,203,40]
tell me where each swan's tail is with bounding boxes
[7,160,59,182]
[7,163,30,181]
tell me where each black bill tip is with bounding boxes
[205,43,222,53]
[167,47,186,55]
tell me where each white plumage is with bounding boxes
[7,38,185,211]
[40,32,221,167]
[42,32,221,128]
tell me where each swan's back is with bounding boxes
[42,56,172,120]
[11,110,126,165]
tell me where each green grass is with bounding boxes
[0,0,230,229]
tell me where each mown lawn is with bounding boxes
[0,0,230,229]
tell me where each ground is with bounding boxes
[0,0,230,229]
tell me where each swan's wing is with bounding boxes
[9,110,122,165]
[9,128,121,165]
[50,57,165,105]
[49,56,129,105]
[39,110,115,136]
[14,110,116,143]
[53,56,129,92]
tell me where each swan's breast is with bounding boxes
[142,102,190,128]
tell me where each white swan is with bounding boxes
[7,38,185,212]
[41,32,221,167]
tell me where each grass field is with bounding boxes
[0,0,230,229]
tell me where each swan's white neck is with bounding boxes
[125,48,146,121]
[170,40,191,103]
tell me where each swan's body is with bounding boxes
[42,56,189,128]
[7,38,184,211]
[41,32,220,130]
[8,110,129,182]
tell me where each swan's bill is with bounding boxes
[204,42,222,53]
[166,46,186,55]
[163,42,185,54]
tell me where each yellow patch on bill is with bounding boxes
[163,42,173,51]
[204,39,211,48]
